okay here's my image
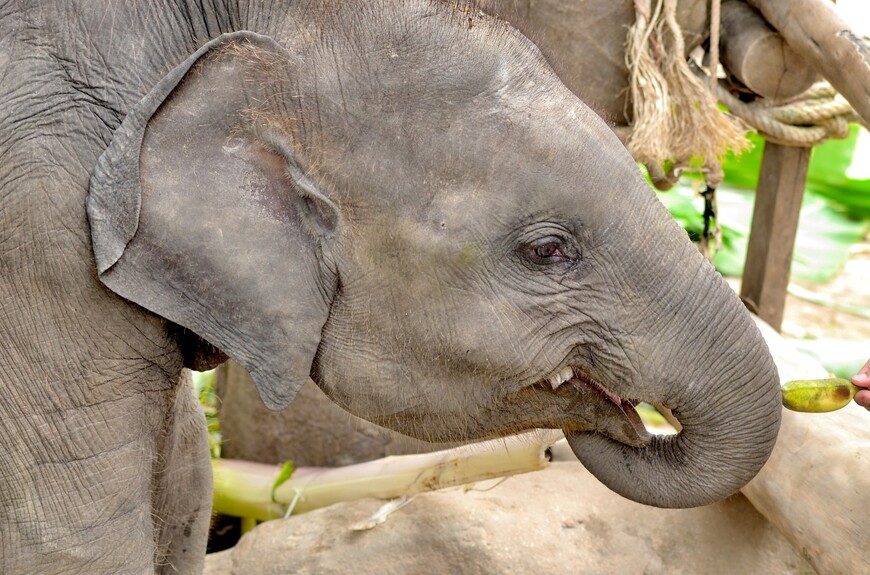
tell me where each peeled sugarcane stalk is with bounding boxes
[212,430,561,523]
[211,459,287,522]
[747,0,870,124]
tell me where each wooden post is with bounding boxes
[740,142,811,331]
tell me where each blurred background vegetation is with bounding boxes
[194,369,222,458]
[660,125,870,284]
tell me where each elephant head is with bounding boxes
[88,1,781,508]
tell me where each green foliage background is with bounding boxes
[659,126,870,283]
[193,369,221,458]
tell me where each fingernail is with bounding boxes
[853,372,870,386]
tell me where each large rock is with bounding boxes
[741,318,870,575]
[205,458,813,575]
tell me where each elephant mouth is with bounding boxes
[356,365,655,449]
[537,366,652,448]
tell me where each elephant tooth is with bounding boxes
[547,372,562,389]
[548,367,575,390]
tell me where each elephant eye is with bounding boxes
[525,238,570,266]
[535,243,562,259]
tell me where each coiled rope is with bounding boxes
[719,82,868,148]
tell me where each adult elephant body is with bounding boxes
[0,1,780,573]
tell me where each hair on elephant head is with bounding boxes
[88,1,781,509]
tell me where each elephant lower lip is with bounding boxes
[614,398,651,445]
[563,375,652,448]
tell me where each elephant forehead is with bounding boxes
[331,108,624,218]
[283,1,624,192]
[336,139,633,269]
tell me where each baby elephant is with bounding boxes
[0,1,780,573]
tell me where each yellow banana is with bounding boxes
[781,378,861,413]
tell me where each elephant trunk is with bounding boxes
[568,243,782,508]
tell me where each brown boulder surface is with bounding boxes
[205,457,813,575]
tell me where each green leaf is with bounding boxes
[192,369,222,459]
[805,126,870,219]
[271,460,296,503]
[720,132,764,190]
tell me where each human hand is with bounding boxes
[853,359,870,410]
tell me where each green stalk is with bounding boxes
[212,430,561,522]
[211,459,287,522]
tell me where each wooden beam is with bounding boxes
[748,0,870,124]
[719,0,819,100]
[740,142,811,331]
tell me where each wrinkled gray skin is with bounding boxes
[0,1,781,573]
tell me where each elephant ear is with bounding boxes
[87,31,338,410]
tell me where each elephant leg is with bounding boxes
[1,117,212,569]
[150,370,213,573]
[0,291,210,574]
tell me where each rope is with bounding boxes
[708,0,721,96]
[625,0,748,176]
[700,0,723,257]
[623,0,866,263]
[719,82,867,147]
[626,1,865,189]
[626,0,672,163]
